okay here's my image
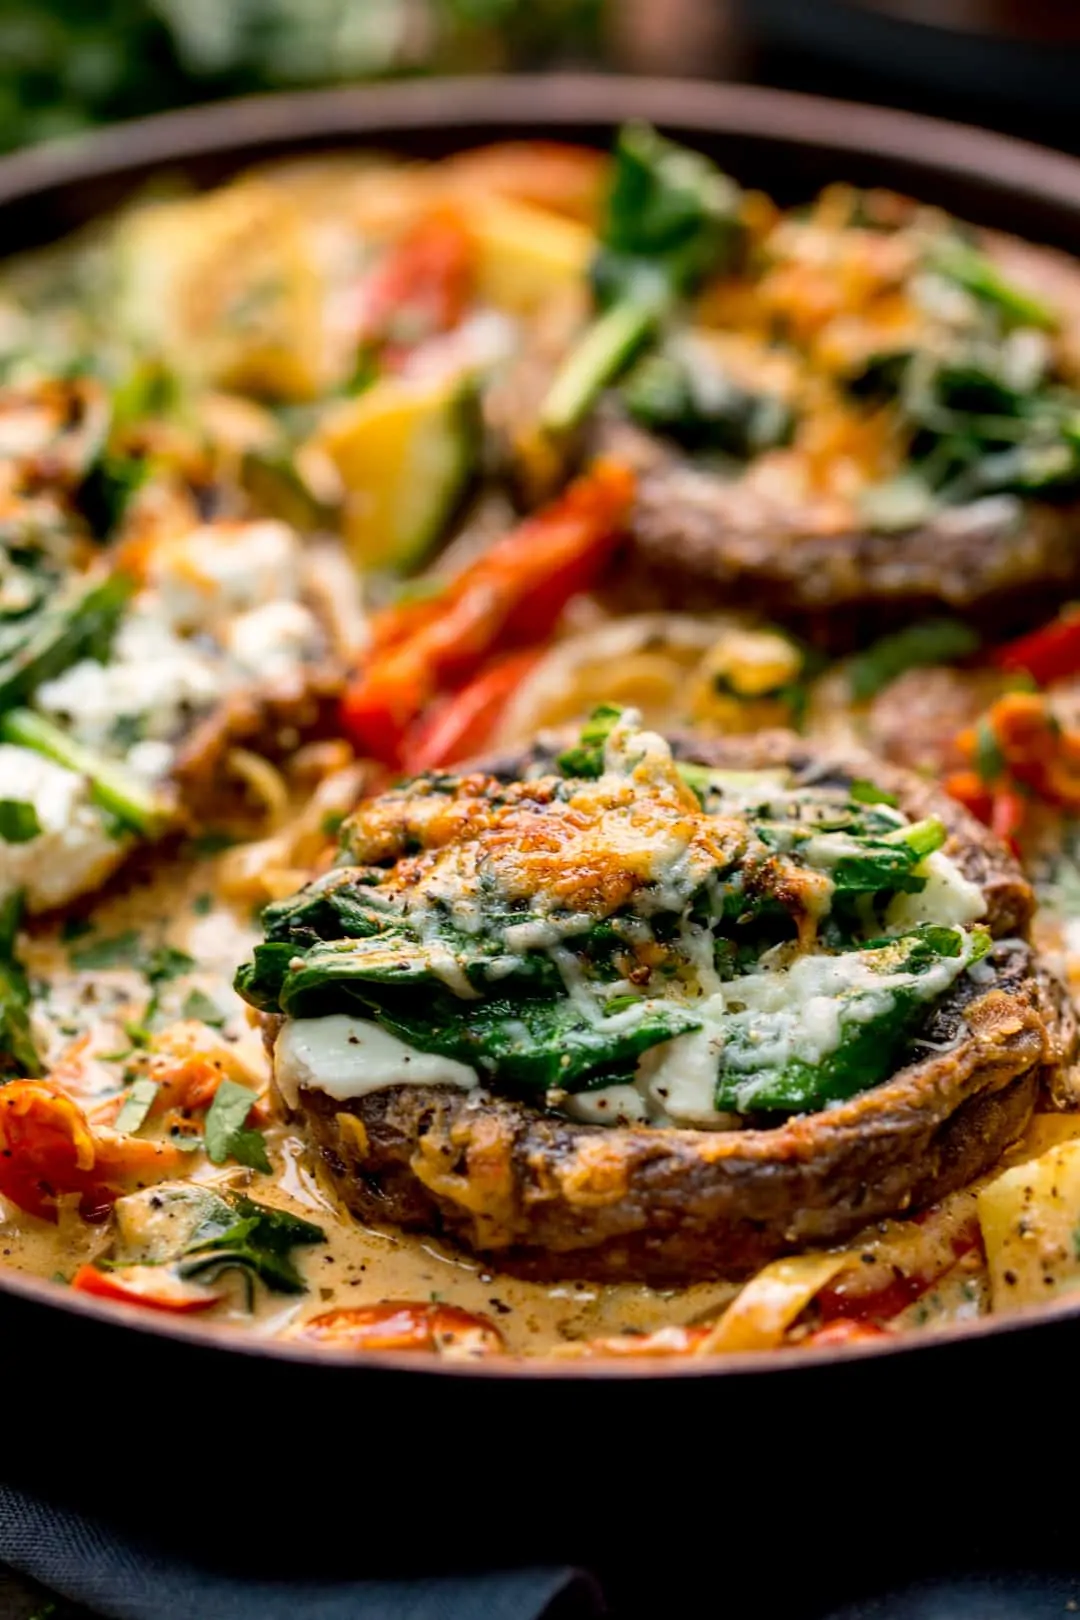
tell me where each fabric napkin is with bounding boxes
[0,1482,604,1620]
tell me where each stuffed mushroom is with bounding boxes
[239,710,1072,1283]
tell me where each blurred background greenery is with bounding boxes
[2,1,1077,161]
[0,0,606,151]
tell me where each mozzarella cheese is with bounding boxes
[274,1014,480,1108]
[885,851,986,931]
[0,744,128,912]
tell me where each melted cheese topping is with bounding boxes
[275,1014,480,1108]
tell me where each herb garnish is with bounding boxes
[0,890,42,1077]
[204,1079,270,1172]
[0,799,41,843]
[114,1078,158,1134]
[181,987,227,1028]
[177,1193,325,1306]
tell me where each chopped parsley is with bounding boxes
[181,987,227,1028]
[114,1078,158,1135]
[0,798,41,843]
[69,929,142,971]
[204,1079,270,1172]
[849,779,900,808]
[177,1192,324,1305]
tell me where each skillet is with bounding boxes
[2,75,1080,1581]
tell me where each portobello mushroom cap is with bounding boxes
[590,226,1080,649]
[595,415,1080,651]
[289,731,1073,1284]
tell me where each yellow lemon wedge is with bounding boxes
[313,373,476,574]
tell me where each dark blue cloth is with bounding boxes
[5,1479,1080,1619]
[823,1573,1080,1619]
[0,1482,603,1620]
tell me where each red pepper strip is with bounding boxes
[399,649,542,775]
[944,770,994,824]
[816,1218,981,1325]
[990,786,1026,847]
[71,1264,222,1314]
[357,207,474,355]
[944,770,1026,849]
[341,459,635,765]
[297,1302,505,1356]
[800,1320,893,1351]
[993,608,1080,685]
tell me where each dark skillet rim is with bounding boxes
[6,73,1080,218]
[3,72,1080,1376]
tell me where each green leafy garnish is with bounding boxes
[0,799,41,843]
[0,573,133,715]
[70,929,142,971]
[178,1194,325,1304]
[621,347,792,458]
[114,1078,158,1135]
[181,987,227,1028]
[849,779,899,807]
[556,704,624,778]
[144,945,195,984]
[848,619,981,701]
[933,238,1058,332]
[541,123,743,433]
[0,707,171,837]
[204,1079,270,1172]
[0,890,42,1078]
[715,925,987,1114]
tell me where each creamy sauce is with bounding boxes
[0,852,743,1353]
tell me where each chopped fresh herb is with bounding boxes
[178,1193,324,1304]
[321,811,345,838]
[70,930,142,971]
[0,798,41,843]
[144,945,195,984]
[0,890,42,1077]
[204,1079,270,1172]
[181,987,227,1028]
[557,704,624,777]
[848,620,981,701]
[933,237,1058,331]
[621,347,792,458]
[0,573,132,715]
[0,707,171,836]
[114,1078,158,1134]
[192,893,214,916]
[974,717,1006,783]
[189,829,239,856]
[849,779,900,807]
[541,123,743,432]
[60,916,93,942]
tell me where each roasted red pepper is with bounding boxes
[341,459,634,765]
[357,208,474,358]
[994,608,1080,686]
[297,1301,504,1356]
[399,649,541,774]
[71,1264,222,1314]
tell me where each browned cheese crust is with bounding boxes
[290,731,1074,1284]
